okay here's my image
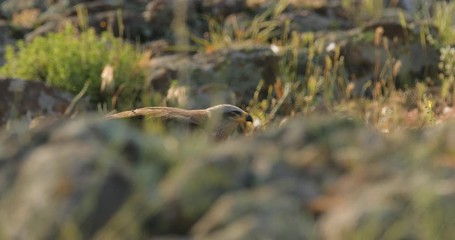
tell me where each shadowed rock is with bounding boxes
[1,106,454,239]
[0,78,79,126]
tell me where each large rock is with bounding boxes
[0,117,170,239]
[191,180,317,239]
[0,78,80,126]
[333,17,440,94]
[1,113,454,239]
[144,116,455,238]
[149,117,375,234]
[147,46,280,108]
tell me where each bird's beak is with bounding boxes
[238,113,253,124]
[245,114,253,122]
[238,113,253,133]
[233,113,253,124]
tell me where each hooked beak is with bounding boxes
[245,114,253,122]
[233,113,253,124]
[238,113,253,133]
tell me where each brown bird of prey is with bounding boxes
[105,104,253,141]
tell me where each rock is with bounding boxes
[144,141,255,235]
[143,117,373,235]
[1,114,455,238]
[28,114,63,129]
[246,0,328,12]
[142,0,247,40]
[144,115,455,238]
[198,0,247,19]
[0,20,15,65]
[165,82,236,108]
[279,9,352,33]
[282,10,336,32]
[146,46,280,108]
[340,19,440,93]
[2,0,151,41]
[191,180,317,239]
[0,116,170,239]
[0,78,80,126]
[146,54,190,95]
[319,170,455,240]
[383,0,445,13]
[67,1,150,41]
[1,0,128,18]
[1,0,46,18]
[143,0,201,41]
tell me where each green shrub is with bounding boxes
[0,24,146,109]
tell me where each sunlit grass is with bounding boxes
[0,8,146,110]
[192,0,289,51]
[432,1,455,45]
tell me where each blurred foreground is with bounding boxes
[1,115,454,239]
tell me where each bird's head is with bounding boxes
[206,104,253,124]
[205,104,253,140]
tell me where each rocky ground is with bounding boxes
[1,115,454,239]
[0,0,455,239]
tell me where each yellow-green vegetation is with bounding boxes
[237,1,452,132]
[342,0,384,20]
[193,0,288,51]
[439,46,455,102]
[0,23,145,110]
[431,1,455,45]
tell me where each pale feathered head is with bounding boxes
[206,104,253,140]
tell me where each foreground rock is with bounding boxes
[0,117,170,239]
[0,115,454,239]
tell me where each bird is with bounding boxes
[105,104,253,141]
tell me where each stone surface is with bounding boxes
[0,78,79,126]
[0,117,170,239]
[335,18,440,95]
[191,181,317,239]
[147,46,280,108]
[0,114,455,238]
[0,20,15,66]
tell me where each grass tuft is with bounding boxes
[0,22,146,110]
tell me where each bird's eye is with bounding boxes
[229,111,239,117]
[224,111,241,118]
